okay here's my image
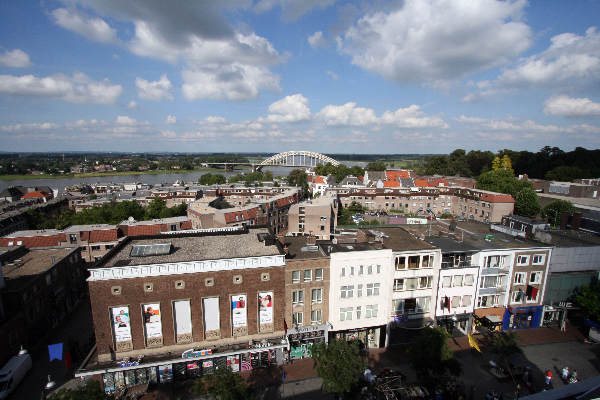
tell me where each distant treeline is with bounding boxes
[424,147,600,181]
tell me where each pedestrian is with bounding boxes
[545,370,552,387]
[561,366,569,381]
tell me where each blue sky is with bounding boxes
[0,0,599,154]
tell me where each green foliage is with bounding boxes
[489,331,520,356]
[314,163,364,182]
[439,213,454,219]
[574,282,600,322]
[424,149,475,176]
[52,380,113,400]
[365,161,386,171]
[193,367,254,400]
[287,169,309,194]
[312,339,365,395]
[407,327,461,391]
[347,201,364,213]
[514,188,541,217]
[228,171,272,185]
[199,173,227,185]
[545,165,589,182]
[542,200,576,226]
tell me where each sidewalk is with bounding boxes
[447,323,585,352]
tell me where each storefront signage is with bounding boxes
[117,360,139,368]
[181,349,212,359]
[287,324,327,335]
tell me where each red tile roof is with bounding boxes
[383,180,401,187]
[385,170,410,180]
[0,234,64,248]
[224,208,259,224]
[89,229,118,243]
[481,193,515,203]
[314,176,326,184]
[413,179,432,187]
[22,191,50,199]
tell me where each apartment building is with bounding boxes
[118,216,192,236]
[60,224,121,262]
[287,196,338,240]
[77,227,287,392]
[282,237,330,359]
[327,243,393,348]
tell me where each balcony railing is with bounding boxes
[441,261,478,269]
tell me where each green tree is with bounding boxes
[407,327,461,391]
[52,380,113,400]
[491,156,501,170]
[501,154,513,173]
[347,201,364,213]
[144,198,167,220]
[365,161,386,171]
[574,282,600,322]
[199,173,227,185]
[542,200,575,227]
[514,188,541,217]
[193,367,254,400]
[545,166,590,182]
[312,339,365,397]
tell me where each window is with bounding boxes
[366,283,380,296]
[393,279,404,291]
[340,285,354,298]
[261,273,270,282]
[359,265,364,275]
[366,304,379,318]
[416,297,430,313]
[451,296,461,308]
[530,271,543,284]
[377,264,381,274]
[232,275,242,285]
[368,265,373,274]
[514,272,526,284]
[341,267,346,277]
[419,276,432,289]
[311,288,323,304]
[511,290,524,304]
[464,275,474,286]
[356,306,361,319]
[408,256,420,269]
[105,244,114,250]
[461,295,472,307]
[453,275,463,287]
[526,287,539,303]
[311,309,322,324]
[340,307,353,321]
[395,256,406,270]
[480,275,503,289]
[304,270,312,282]
[517,255,530,265]
[315,268,323,281]
[477,295,501,308]
[111,286,121,295]
[406,278,418,290]
[532,254,545,265]
[91,245,101,251]
[350,266,355,276]
[392,299,404,314]
[292,290,304,305]
[422,255,433,268]
[320,225,325,231]
[292,271,300,283]
[442,276,452,288]
[357,284,363,297]
[293,312,303,326]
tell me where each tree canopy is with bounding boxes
[193,367,254,400]
[574,282,600,322]
[542,199,575,226]
[477,169,540,217]
[198,173,227,185]
[514,187,541,217]
[315,163,364,182]
[52,380,113,400]
[312,339,365,395]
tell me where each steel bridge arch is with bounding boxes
[259,151,340,167]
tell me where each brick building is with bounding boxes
[77,227,287,392]
[287,195,338,240]
[117,216,192,236]
[281,237,330,359]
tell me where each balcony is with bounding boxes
[481,267,510,275]
[478,287,506,295]
[441,261,478,269]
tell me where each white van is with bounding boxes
[0,349,32,399]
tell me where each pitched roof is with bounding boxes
[385,170,410,180]
[314,176,326,184]
[481,193,515,203]
[22,191,49,199]
[383,180,401,187]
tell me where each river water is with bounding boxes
[0,162,366,194]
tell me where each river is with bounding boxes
[0,162,366,194]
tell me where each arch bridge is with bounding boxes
[258,151,340,168]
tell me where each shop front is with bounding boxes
[435,313,472,336]
[502,306,543,330]
[78,341,286,393]
[287,324,328,360]
[333,325,385,348]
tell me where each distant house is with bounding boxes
[0,187,27,202]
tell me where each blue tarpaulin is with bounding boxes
[584,319,600,328]
[48,343,63,361]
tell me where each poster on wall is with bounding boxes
[158,364,173,383]
[231,294,247,328]
[173,300,192,335]
[258,292,273,325]
[111,306,132,342]
[202,297,220,331]
[142,303,162,338]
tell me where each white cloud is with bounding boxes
[498,27,600,87]
[0,122,58,132]
[203,116,227,124]
[116,115,137,125]
[544,95,600,117]
[160,130,176,138]
[135,74,173,101]
[317,102,378,126]
[0,49,32,68]
[308,31,326,48]
[0,72,122,104]
[380,105,448,128]
[326,70,339,80]
[166,115,177,124]
[338,0,531,84]
[262,94,311,122]
[127,100,137,109]
[51,8,118,43]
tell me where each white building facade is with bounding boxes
[328,248,393,348]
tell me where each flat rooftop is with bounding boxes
[280,237,329,260]
[118,216,189,226]
[539,229,600,247]
[102,228,282,267]
[4,229,63,238]
[2,247,74,280]
[361,227,436,252]
[64,224,116,232]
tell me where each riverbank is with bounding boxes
[0,167,235,181]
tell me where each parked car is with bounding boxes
[0,349,32,399]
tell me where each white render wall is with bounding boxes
[329,249,393,332]
[435,266,479,318]
[472,250,515,309]
[391,249,442,320]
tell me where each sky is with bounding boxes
[0,0,599,154]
